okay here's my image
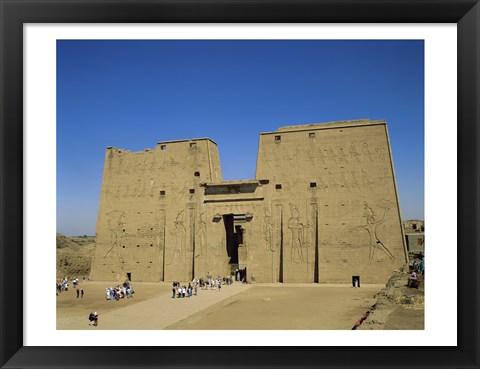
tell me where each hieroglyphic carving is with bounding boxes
[356,201,395,261]
[328,172,338,192]
[288,203,309,264]
[263,208,274,252]
[379,168,392,187]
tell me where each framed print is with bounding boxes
[1,0,479,368]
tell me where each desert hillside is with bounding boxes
[56,233,95,281]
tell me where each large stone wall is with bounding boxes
[253,120,407,284]
[91,138,224,282]
[91,119,408,284]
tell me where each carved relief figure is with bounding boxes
[104,211,126,261]
[169,211,186,265]
[288,204,309,263]
[350,170,360,191]
[338,147,349,163]
[362,169,374,190]
[340,172,348,191]
[349,143,361,162]
[263,208,274,252]
[375,145,386,161]
[196,212,207,258]
[327,147,338,163]
[317,175,328,192]
[357,201,395,261]
[362,143,374,161]
[316,147,327,165]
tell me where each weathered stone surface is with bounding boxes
[91,119,408,283]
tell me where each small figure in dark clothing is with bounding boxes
[80,289,84,298]
[88,312,98,326]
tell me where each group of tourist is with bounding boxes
[106,282,135,301]
[56,275,89,296]
[203,276,233,289]
[172,281,198,298]
[171,275,236,299]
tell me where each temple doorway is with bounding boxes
[223,214,247,275]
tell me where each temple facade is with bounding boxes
[90,119,408,284]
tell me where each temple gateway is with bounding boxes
[90,119,408,284]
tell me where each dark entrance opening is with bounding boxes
[352,275,360,288]
[126,272,132,281]
[223,214,239,264]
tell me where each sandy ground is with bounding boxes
[168,284,381,330]
[57,281,382,330]
[56,281,172,329]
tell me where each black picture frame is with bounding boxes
[1,1,478,368]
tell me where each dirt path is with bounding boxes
[57,281,251,330]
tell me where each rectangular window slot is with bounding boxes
[275,135,281,141]
[309,132,315,138]
[160,190,166,196]
[160,145,167,151]
[190,142,197,148]
[275,184,282,190]
[310,182,317,188]
[194,171,200,177]
[189,189,195,194]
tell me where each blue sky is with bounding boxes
[57,40,424,236]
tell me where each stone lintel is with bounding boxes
[203,197,264,203]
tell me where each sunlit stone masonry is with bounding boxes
[90,119,408,284]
